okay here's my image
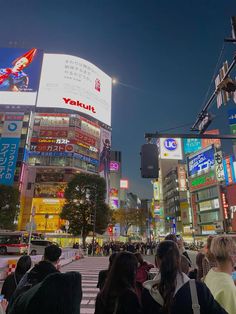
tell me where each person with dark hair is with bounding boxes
[8,245,61,312]
[97,253,117,290]
[1,256,32,302]
[95,251,142,314]
[142,240,227,314]
[165,234,191,274]
[8,272,82,314]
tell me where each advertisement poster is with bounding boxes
[187,145,215,177]
[0,137,20,185]
[159,138,183,160]
[214,151,225,182]
[0,47,43,106]
[223,156,236,185]
[99,128,111,202]
[183,138,202,154]
[202,129,221,149]
[2,112,24,138]
[36,54,112,126]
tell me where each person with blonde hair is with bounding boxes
[205,236,236,314]
[202,236,217,278]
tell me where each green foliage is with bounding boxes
[0,185,19,230]
[60,173,111,243]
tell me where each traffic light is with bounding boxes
[108,226,113,234]
[140,144,159,178]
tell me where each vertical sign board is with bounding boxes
[0,112,23,186]
[177,164,187,191]
[0,138,20,185]
[214,151,225,182]
[223,156,236,185]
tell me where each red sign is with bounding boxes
[191,194,198,227]
[202,129,221,148]
[63,97,96,114]
[221,193,229,219]
[75,129,97,147]
[30,144,74,152]
[39,129,68,138]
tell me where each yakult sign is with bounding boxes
[160,138,183,160]
[187,145,215,177]
[36,54,112,126]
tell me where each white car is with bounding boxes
[29,240,54,255]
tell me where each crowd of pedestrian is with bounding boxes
[86,241,157,256]
[1,235,236,313]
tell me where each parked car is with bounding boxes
[29,240,54,255]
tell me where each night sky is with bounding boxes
[1,0,236,198]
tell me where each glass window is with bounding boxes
[196,186,218,201]
[198,198,219,211]
[199,211,219,223]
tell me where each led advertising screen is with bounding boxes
[187,145,215,177]
[0,48,43,106]
[36,54,112,126]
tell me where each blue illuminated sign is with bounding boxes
[183,138,202,154]
[0,138,20,186]
[187,145,215,177]
[164,138,177,151]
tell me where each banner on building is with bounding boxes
[223,156,236,185]
[214,151,225,182]
[177,164,187,191]
[0,138,20,185]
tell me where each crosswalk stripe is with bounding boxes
[62,256,109,313]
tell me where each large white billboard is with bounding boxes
[36,54,112,126]
[159,138,183,160]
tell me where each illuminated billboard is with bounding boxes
[36,54,112,126]
[187,145,215,177]
[120,179,128,189]
[159,138,183,160]
[0,48,43,106]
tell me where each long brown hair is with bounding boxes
[154,240,182,314]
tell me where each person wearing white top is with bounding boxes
[205,236,236,314]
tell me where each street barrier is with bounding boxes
[0,248,81,280]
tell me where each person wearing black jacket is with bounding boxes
[7,244,61,313]
[95,251,141,314]
[7,272,82,314]
[141,240,227,314]
[1,255,31,302]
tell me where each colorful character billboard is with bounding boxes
[99,128,111,202]
[0,48,43,106]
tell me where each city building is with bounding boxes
[0,48,112,232]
